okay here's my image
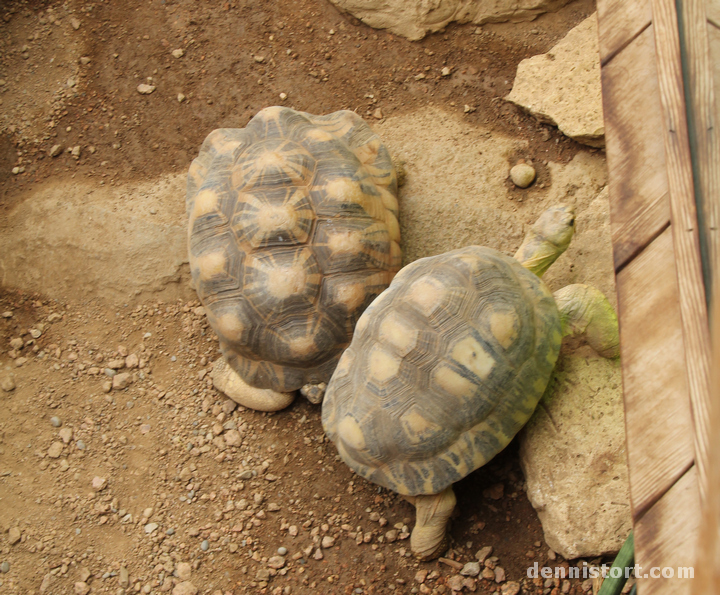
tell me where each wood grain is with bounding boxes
[651,0,712,502]
[615,228,696,519]
[707,24,720,298]
[601,25,671,271]
[596,0,652,65]
[634,466,700,595]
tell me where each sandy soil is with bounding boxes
[0,0,612,594]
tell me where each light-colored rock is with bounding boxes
[74,581,90,595]
[175,562,192,580]
[92,476,107,491]
[507,14,604,147]
[519,353,631,558]
[1,375,15,392]
[113,372,132,390]
[211,358,295,412]
[47,442,64,458]
[0,174,190,303]
[8,527,21,545]
[137,83,156,95]
[224,429,242,447]
[328,0,572,40]
[510,163,536,188]
[172,582,198,595]
[59,427,73,443]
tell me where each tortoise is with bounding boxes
[322,204,619,560]
[187,106,402,411]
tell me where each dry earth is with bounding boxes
[0,0,617,594]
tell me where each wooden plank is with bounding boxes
[596,0,652,65]
[615,228,696,519]
[696,293,720,593]
[707,23,720,296]
[601,25,671,271]
[708,2,720,29]
[634,466,699,595]
[651,0,712,502]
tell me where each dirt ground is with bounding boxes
[0,0,611,594]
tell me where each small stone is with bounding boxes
[321,535,335,549]
[177,93,186,103]
[494,566,506,583]
[40,573,53,592]
[137,83,156,95]
[144,522,159,534]
[8,527,21,545]
[49,145,63,158]
[200,540,209,551]
[1,375,16,392]
[74,582,90,595]
[385,529,398,543]
[224,429,242,447]
[9,338,23,350]
[267,555,285,569]
[175,562,192,580]
[373,108,383,119]
[30,329,42,339]
[80,56,91,65]
[510,163,536,188]
[102,380,112,393]
[70,17,81,29]
[76,439,86,450]
[288,525,298,536]
[441,66,451,76]
[172,582,198,595]
[125,354,139,368]
[113,372,132,390]
[313,547,324,560]
[92,476,107,491]
[79,568,91,582]
[279,92,288,100]
[254,55,265,63]
[482,567,495,580]
[1,311,12,318]
[59,428,73,443]
[47,442,64,458]
[71,145,81,159]
[119,566,129,587]
[172,49,185,58]
[415,569,428,583]
[501,581,521,595]
[50,416,62,427]
[0,561,9,573]
[277,546,288,555]
[475,546,493,563]
[460,562,480,577]
[143,507,154,518]
[447,575,465,591]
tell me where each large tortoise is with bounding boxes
[187,106,402,411]
[322,204,619,559]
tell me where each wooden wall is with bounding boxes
[596,0,717,592]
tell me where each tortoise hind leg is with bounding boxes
[210,358,295,412]
[405,486,457,561]
[553,284,620,359]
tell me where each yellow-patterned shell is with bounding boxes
[322,246,562,496]
[187,107,401,392]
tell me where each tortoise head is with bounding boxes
[514,204,576,277]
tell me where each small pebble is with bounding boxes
[50,416,62,427]
[0,561,9,573]
[172,48,184,58]
[510,163,536,188]
[76,440,86,450]
[166,528,175,535]
[277,546,287,555]
[200,540,209,551]
[137,83,156,95]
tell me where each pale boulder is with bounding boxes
[519,353,631,558]
[328,0,573,41]
[507,14,604,147]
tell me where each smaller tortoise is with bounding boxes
[187,106,402,411]
[322,204,619,560]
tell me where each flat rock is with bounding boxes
[507,14,604,147]
[1,375,16,392]
[112,372,132,390]
[47,442,64,458]
[8,527,21,545]
[175,561,192,580]
[172,582,198,595]
[328,0,572,40]
[519,353,631,558]
[211,358,295,412]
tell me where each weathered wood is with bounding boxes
[696,293,720,593]
[615,228,696,519]
[596,0,652,65]
[708,2,720,29]
[634,466,700,595]
[601,25,671,271]
[707,23,720,296]
[651,0,711,502]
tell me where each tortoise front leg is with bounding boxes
[404,486,456,560]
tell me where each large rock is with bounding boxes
[328,0,573,41]
[507,14,604,147]
[0,174,190,304]
[519,353,632,559]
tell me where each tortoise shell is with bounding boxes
[322,246,562,496]
[187,107,402,392]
